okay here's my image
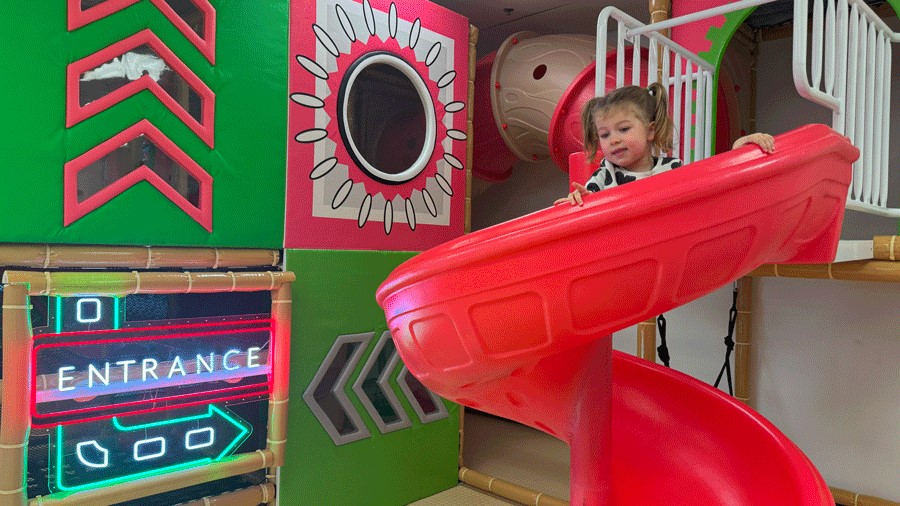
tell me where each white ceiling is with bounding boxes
[430,0,649,56]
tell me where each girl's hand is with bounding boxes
[554,182,590,207]
[733,133,775,153]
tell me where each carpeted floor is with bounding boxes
[410,484,518,505]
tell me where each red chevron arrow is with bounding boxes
[67,29,215,147]
[67,0,216,63]
[64,119,213,231]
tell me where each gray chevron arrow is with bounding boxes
[397,366,449,424]
[352,331,412,434]
[303,332,373,445]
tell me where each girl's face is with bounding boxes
[594,106,655,172]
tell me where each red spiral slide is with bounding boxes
[378,125,858,505]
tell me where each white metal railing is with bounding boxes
[596,7,718,163]
[794,0,899,217]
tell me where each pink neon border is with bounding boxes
[64,119,214,231]
[67,0,217,64]
[31,322,274,427]
[67,29,216,147]
[35,319,272,340]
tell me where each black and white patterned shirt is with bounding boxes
[585,156,683,192]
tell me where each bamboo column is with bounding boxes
[0,283,31,506]
[733,277,753,405]
[636,0,671,362]
[636,319,657,362]
[465,25,478,234]
[268,282,293,472]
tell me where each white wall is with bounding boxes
[470,21,900,502]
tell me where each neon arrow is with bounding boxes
[52,404,251,493]
[111,404,250,461]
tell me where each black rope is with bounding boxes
[713,286,739,396]
[656,314,670,367]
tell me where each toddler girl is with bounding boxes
[555,83,775,206]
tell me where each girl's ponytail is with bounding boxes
[580,97,603,163]
[647,82,673,154]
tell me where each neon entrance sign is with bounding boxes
[32,320,273,427]
[49,404,252,492]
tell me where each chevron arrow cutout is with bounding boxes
[305,331,451,445]
[397,366,449,424]
[303,332,374,446]
[67,0,217,63]
[63,119,213,231]
[351,331,412,434]
[67,28,216,147]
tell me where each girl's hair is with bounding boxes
[581,82,674,162]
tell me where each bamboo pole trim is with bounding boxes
[3,271,295,295]
[891,236,896,261]
[186,271,194,292]
[259,483,270,503]
[266,438,287,445]
[267,271,276,291]
[459,467,568,506]
[255,449,268,468]
[214,248,221,269]
[0,487,24,494]
[0,245,281,269]
[269,398,289,405]
[750,261,900,283]
[272,299,292,304]
[1,305,32,310]
[0,442,25,449]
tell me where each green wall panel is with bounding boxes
[0,1,287,247]
[282,249,459,505]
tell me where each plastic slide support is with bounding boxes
[377,124,857,505]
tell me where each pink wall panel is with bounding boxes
[286,0,470,250]
[671,0,729,55]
